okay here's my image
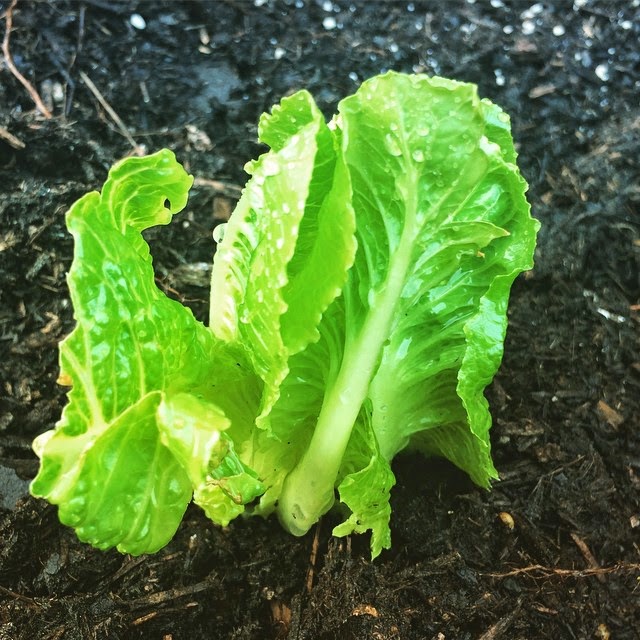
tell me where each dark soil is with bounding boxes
[1,1,639,638]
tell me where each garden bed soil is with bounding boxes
[1,1,639,638]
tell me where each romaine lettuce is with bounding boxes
[31,72,539,558]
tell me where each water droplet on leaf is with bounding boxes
[384,133,402,157]
[213,223,227,244]
[262,156,280,176]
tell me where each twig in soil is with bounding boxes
[0,125,25,149]
[305,519,322,593]
[131,611,158,626]
[79,70,140,151]
[107,555,149,586]
[570,532,606,583]
[485,562,640,580]
[75,4,85,56]
[477,598,523,640]
[0,584,40,607]
[126,579,213,609]
[1,0,53,118]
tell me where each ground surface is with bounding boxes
[1,1,639,639]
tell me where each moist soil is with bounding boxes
[1,1,639,639]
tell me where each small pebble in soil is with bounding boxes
[552,24,566,36]
[595,62,610,82]
[0,466,30,509]
[323,16,337,30]
[498,511,515,530]
[521,3,543,19]
[129,13,146,30]
[522,19,535,35]
[52,82,65,104]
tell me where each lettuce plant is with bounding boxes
[30,72,539,558]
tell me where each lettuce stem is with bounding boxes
[277,168,419,536]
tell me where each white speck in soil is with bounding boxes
[552,24,565,37]
[323,16,337,30]
[595,63,610,82]
[521,3,544,18]
[129,13,146,30]
[522,19,535,35]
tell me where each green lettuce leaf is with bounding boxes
[332,409,395,559]
[30,150,263,554]
[209,91,356,417]
[157,393,264,526]
[276,73,539,554]
[208,90,356,512]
